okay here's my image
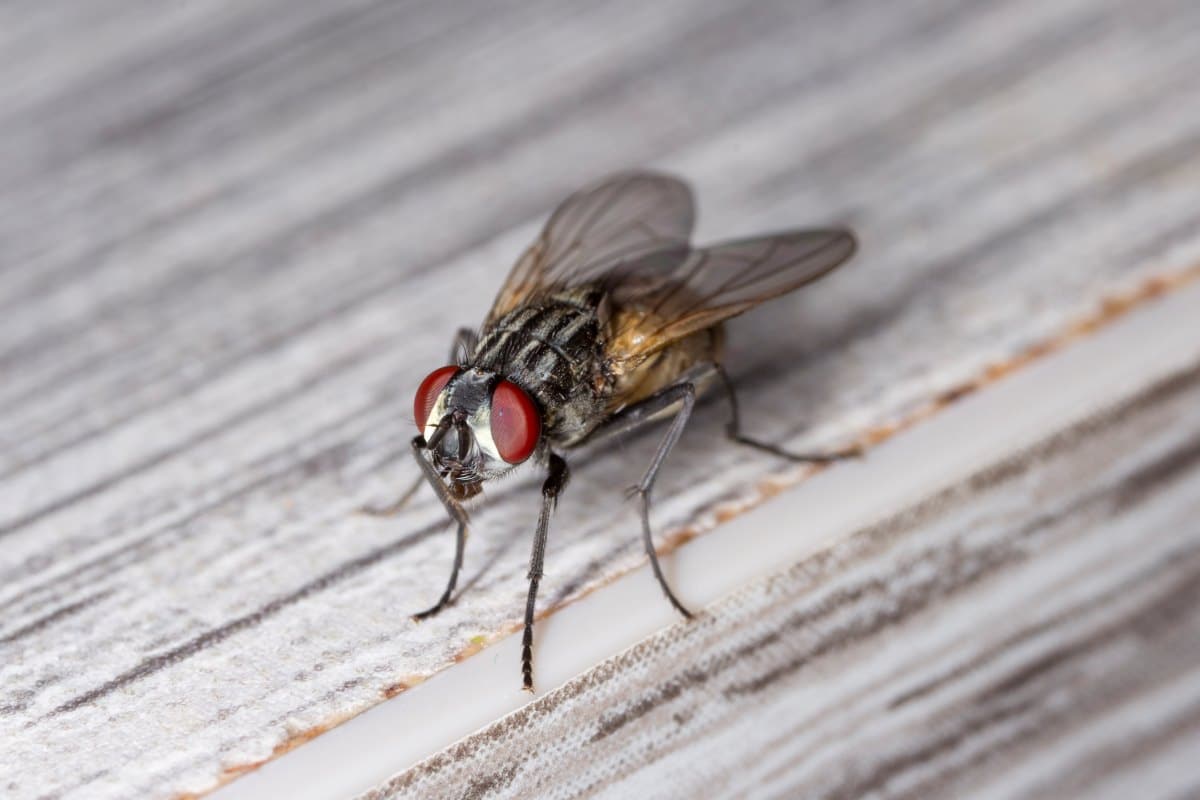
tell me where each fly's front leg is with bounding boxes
[359,327,478,517]
[389,427,471,621]
[714,364,862,462]
[522,453,570,692]
[413,517,466,620]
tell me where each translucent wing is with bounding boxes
[609,229,857,364]
[484,171,695,326]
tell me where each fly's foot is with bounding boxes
[730,432,865,464]
[411,592,455,621]
[410,606,441,622]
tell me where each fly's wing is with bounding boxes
[609,229,857,365]
[484,171,696,327]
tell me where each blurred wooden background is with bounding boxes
[2,0,1199,797]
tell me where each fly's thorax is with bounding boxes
[472,292,611,443]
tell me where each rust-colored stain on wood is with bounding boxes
[183,725,338,799]
[381,680,412,700]
[183,676,428,798]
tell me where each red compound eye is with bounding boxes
[414,366,459,432]
[490,380,540,464]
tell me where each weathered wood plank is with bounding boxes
[2,0,1199,797]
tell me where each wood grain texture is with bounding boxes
[2,0,1199,797]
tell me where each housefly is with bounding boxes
[367,171,860,691]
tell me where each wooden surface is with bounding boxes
[2,1,1200,798]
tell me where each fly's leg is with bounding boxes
[358,477,424,518]
[413,517,466,620]
[714,364,862,463]
[392,423,472,620]
[588,362,860,621]
[359,327,478,517]
[523,453,570,692]
[597,381,702,619]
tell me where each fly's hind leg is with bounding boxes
[359,327,478,517]
[714,364,862,463]
[594,377,705,619]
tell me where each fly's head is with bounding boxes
[413,366,541,493]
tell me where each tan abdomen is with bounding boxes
[603,323,723,414]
